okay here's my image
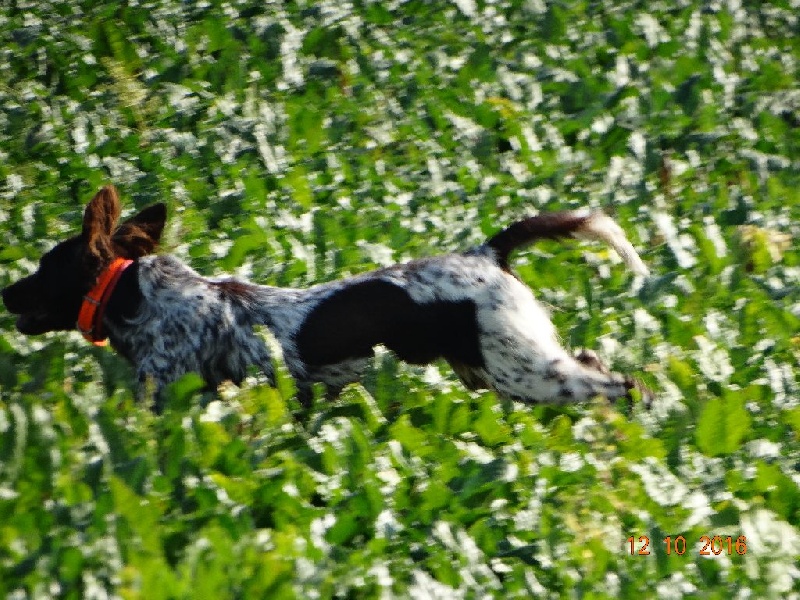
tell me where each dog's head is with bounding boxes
[2,186,166,335]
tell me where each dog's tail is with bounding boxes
[485,210,649,276]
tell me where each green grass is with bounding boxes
[1,1,799,598]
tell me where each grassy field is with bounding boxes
[1,0,799,598]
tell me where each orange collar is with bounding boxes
[77,257,133,346]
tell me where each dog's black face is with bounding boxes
[2,185,167,337]
[2,236,95,334]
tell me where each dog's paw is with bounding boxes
[624,377,654,411]
[574,348,610,374]
[575,349,653,411]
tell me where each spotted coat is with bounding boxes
[2,186,651,409]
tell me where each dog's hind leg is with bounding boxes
[574,348,653,409]
[481,347,634,405]
[574,348,611,374]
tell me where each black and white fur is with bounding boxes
[2,186,650,408]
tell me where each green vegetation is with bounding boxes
[1,0,798,597]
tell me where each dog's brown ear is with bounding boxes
[121,203,167,242]
[112,203,167,258]
[82,186,122,261]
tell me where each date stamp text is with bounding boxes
[627,535,747,556]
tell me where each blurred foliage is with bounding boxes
[1,0,799,597]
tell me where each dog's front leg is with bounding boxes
[135,358,190,412]
[135,370,166,412]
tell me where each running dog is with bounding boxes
[2,186,651,408]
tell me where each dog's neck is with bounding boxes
[103,261,144,329]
